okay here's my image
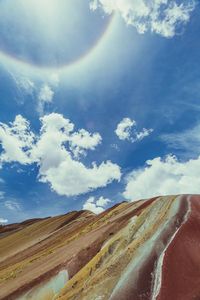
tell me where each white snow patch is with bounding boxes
[151,196,191,300]
[19,270,69,300]
[110,197,182,299]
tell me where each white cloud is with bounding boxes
[123,154,200,201]
[111,143,120,151]
[8,71,35,96]
[0,114,121,197]
[90,0,196,38]
[161,124,200,153]
[38,84,54,103]
[15,77,35,95]
[115,118,136,141]
[135,128,154,141]
[115,117,153,142]
[37,84,54,116]
[7,71,36,105]
[39,158,121,196]
[82,196,111,214]
[0,191,5,199]
[4,200,21,211]
[0,218,8,225]
[69,129,102,158]
[0,115,35,164]
[96,196,111,206]
[8,71,58,116]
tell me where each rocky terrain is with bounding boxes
[0,195,200,300]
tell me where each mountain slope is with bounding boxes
[0,195,200,300]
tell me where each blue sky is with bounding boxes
[0,0,200,223]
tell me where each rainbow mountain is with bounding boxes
[0,195,200,300]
